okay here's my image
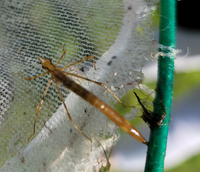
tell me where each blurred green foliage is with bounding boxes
[146,70,200,98]
[165,153,200,172]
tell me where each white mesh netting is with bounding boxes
[0,0,158,171]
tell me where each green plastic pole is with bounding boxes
[144,0,176,172]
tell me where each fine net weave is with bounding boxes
[0,0,158,171]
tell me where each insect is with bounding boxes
[18,47,147,149]
[134,91,166,128]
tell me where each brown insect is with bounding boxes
[19,48,147,150]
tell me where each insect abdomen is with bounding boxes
[54,69,147,144]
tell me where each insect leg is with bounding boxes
[18,71,48,81]
[28,78,53,140]
[55,81,93,151]
[55,49,67,67]
[62,72,134,108]
[61,55,98,70]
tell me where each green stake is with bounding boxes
[144,0,176,171]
